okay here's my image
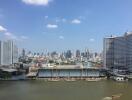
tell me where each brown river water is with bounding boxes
[0,80,132,100]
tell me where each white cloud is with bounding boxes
[4,32,29,41]
[71,19,81,24]
[20,36,28,40]
[46,24,58,29]
[0,25,17,40]
[22,0,53,6]
[89,38,95,42]
[0,25,28,41]
[4,32,17,40]
[59,36,64,40]
[0,25,7,32]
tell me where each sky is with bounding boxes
[0,0,132,53]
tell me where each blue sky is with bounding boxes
[0,0,132,52]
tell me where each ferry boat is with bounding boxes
[113,76,128,82]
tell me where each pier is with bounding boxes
[38,68,105,79]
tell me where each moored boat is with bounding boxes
[113,76,128,82]
[85,78,101,81]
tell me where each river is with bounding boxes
[0,80,132,100]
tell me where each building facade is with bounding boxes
[38,68,103,78]
[76,50,80,58]
[0,41,1,65]
[66,50,72,58]
[103,32,132,71]
[12,42,18,64]
[0,40,18,65]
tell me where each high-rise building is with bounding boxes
[103,32,132,71]
[0,41,1,65]
[22,48,26,58]
[76,50,80,58]
[12,43,18,63]
[85,49,90,58]
[66,50,72,58]
[0,40,18,65]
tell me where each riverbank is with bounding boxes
[0,77,113,82]
[36,77,107,81]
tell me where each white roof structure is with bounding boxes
[1,68,17,72]
[125,31,132,36]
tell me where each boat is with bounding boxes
[102,97,112,100]
[85,78,101,82]
[102,93,122,100]
[113,76,128,82]
[64,78,76,81]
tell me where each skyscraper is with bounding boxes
[85,49,90,58]
[0,41,1,65]
[66,50,72,58]
[22,48,26,58]
[76,50,80,58]
[103,32,132,71]
[0,40,18,65]
[12,42,18,64]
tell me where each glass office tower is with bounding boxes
[103,32,132,71]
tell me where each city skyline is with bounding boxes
[0,0,132,52]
